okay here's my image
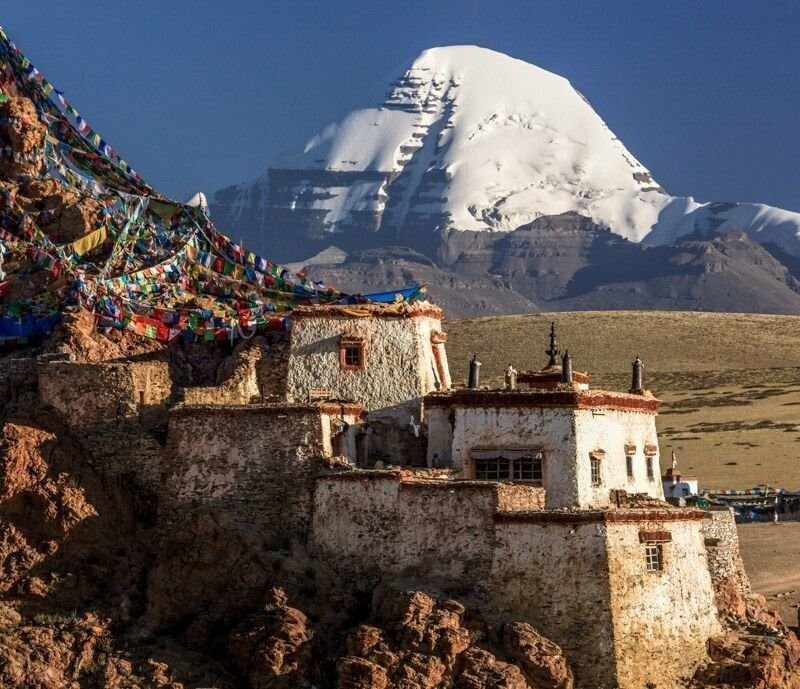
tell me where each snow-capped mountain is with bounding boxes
[212,45,800,265]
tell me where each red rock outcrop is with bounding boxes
[336,588,574,689]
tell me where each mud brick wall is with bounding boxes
[312,473,499,584]
[0,356,38,409]
[163,405,326,549]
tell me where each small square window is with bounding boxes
[645,543,663,571]
[626,455,634,479]
[590,456,602,487]
[340,338,365,370]
[344,346,361,367]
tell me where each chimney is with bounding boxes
[468,354,482,389]
[630,355,644,393]
[561,350,573,383]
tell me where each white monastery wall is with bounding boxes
[287,311,446,465]
[287,314,444,412]
[605,518,720,688]
[490,519,616,688]
[573,408,663,508]
[448,405,580,508]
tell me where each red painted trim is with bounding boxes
[494,509,706,524]
[292,303,444,321]
[424,389,660,414]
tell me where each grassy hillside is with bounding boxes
[445,311,800,490]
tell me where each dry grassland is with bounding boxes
[738,522,800,625]
[446,311,800,490]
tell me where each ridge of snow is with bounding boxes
[216,45,800,254]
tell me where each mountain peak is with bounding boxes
[212,47,800,264]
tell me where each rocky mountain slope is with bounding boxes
[296,214,800,318]
[212,46,800,271]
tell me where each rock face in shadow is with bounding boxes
[296,214,800,318]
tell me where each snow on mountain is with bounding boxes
[211,45,800,261]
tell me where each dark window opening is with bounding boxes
[475,457,510,480]
[646,456,654,481]
[626,455,634,479]
[645,543,663,571]
[340,337,366,370]
[473,451,543,484]
[344,346,362,367]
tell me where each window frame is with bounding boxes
[645,542,663,572]
[590,456,602,487]
[339,336,366,371]
[472,449,543,485]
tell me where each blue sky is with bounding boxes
[3,2,799,210]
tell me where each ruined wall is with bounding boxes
[163,405,325,549]
[38,359,172,425]
[573,407,663,508]
[703,507,752,617]
[606,517,720,689]
[490,517,616,688]
[312,473,498,583]
[37,358,173,491]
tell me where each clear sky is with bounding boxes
[3,2,799,211]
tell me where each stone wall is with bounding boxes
[605,517,720,689]
[287,304,447,465]
[495,482,546,511]
[37,358,173,492]
[0,355,37,410]
[703,507,752,617]
[163,404,327,549]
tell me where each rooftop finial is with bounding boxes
[545,322,559,368]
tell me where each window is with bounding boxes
[344,346,361,367]
[339,336,365,371]
[475,457,511,480]
[513,455,543,482]
[645,543,663,572]
[646,456,654,481]
[472,449,543,484]
[591,456,602,486]
[626,455,634,479]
